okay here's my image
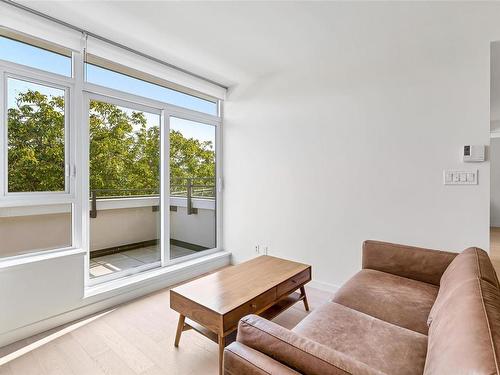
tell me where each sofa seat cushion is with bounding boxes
[332,269,438,335]
[292,302,428,375]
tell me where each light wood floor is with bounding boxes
[8,236,500,375]
[0,276,331,375]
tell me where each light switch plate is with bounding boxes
[444,170,478,185]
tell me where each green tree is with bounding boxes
[7,90,65,192]
[170,130,215,173]
[7,91,215,197]
[170,129,215,197]
[89,100,160,196]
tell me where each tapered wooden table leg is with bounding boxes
[174,314,185,347]
[300,286,310,311]
[218,334,226,375]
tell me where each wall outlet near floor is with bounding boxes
[255,244,260,254]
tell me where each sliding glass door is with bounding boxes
[86,95,163,281]
[81,92,222,284]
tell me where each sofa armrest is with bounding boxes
[362,240,457,285]
[224,342,300,375]
[236,315,384,375]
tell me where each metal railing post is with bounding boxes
[187,178,193,215]
[90,190,97,218]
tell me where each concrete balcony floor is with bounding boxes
[89,245,197,279]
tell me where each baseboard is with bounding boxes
[0,251,230,348]
[308,279,340,294]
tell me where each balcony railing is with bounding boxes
[90,177,215,218]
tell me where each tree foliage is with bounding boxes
[8,90,65,192]
[7,91,216,196]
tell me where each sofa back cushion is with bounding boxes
[428,247,499,325]
[424,278,500,375]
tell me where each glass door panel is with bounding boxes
[169,116,216,260]
[88,99,161,279]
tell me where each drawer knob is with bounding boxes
[251,303,257,309]
[292,279,297,284]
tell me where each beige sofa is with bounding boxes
[223,240,500,375]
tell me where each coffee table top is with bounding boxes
[171,255,310,314]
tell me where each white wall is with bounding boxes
[223,3,499,290]
[0,212,71,257]
[491,138,500,227]
[170,207,216,248]
[90,207,160,250]
[491,41,500,132]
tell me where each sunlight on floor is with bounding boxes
[0,310,115,366]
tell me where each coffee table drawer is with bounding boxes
[223,288,277,331]
[277,268,311,297]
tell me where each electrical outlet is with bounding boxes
[255,245,260,254]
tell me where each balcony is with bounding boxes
[0,178,216,280]
[88,178,216,278]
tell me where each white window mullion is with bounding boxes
[215,112,223,252]
[72,47,84,255]
[81,94,90,285]
[161,109,170,266]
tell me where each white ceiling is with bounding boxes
[15,1,500,93]
[21,0,336,87]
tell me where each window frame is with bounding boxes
[84,56,219,116]
[0,57,78,261]
[3,71,72,197]
[83,91,165,286]
[165,108,222,267]
[0,30,73,77]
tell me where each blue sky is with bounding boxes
[0,37,71,76]
[1,36,216,144]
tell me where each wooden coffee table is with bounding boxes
[170,255,311,374]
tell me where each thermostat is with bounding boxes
[463,145,485,162]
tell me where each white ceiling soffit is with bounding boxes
[0,2,227,100]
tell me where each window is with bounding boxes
[0,35,72,77]
[86,63,218,115]
[0,28,223,283]
[169,117,216,260]
[6,77,68,193]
